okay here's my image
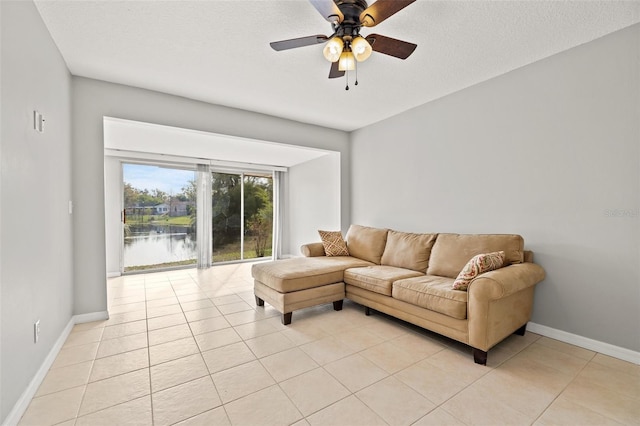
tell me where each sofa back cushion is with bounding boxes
[345,224,388,264]
[427,233,524,278]
[381,231,438,272]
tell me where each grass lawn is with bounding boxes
[126,214,192,226]
[213,237,273,262]
[124,259,196,272]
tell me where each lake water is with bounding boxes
[124,224,196,268]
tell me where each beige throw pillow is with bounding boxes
[452,251,505,291]
[318,230,349,257]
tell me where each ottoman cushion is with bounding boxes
[252,257,374,293]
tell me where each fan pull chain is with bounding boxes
[345,69,349,91]
[355,61,358,86]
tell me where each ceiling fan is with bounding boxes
[270,0,417,89]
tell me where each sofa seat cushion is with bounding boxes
[345,266,424,296]
[392,276,468,320]
[252,257,374,293]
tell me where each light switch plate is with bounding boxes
[34,111,44,133]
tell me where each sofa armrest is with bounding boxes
[467,263,545,352]
[300,242,326,257]
[468,263,546,300]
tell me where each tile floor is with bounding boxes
[19,262,640,425]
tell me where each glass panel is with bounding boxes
[211,172,243,262]
[123,163,196,272]
[243,174,273,260]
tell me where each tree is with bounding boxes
[248,201,273,257]
[209,174,273,250]
[243,176,273,257]
[182,179,198,232]
[182,180,197,202]
[211,173,242,246]
[123,183,138,207]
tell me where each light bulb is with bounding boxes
[323,37,344,62]
[338,51,355,71]
[351,36,372,62]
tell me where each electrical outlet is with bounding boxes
[34,320,41,343]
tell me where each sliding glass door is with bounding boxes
[122,163,197,272]
[211,172,243,262]
[121,162,275,272]
[211,171,273,263]
[243,173,273,260]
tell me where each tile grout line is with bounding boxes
[69,310,107,424]
[144,275,156,426]
[193,268,240,425]
[528,350,601,425]
[431,336,543,426]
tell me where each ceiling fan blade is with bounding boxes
[309,0,344,24]
[366,34,417,59]
[328,61,345,79]
[360,0,416,27]
[270,35,329,51]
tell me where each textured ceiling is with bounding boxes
[35,0,640,132]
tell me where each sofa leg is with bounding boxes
[282,312,292,325]
[333,300,343,311]
[255,296,264,307]
[473,348,488,365]
[364,306,371,316]
[514,323,527,336]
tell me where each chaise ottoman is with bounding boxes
[252,256,373,324]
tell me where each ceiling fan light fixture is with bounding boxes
[351,36,372,62]
[322,36,344,62]
[338,51,355,71]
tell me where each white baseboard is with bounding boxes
[2,318,75,426]
[74,311,109,323]
[528,322,640,365]
[106,271,121,278]
[2,311,109,426]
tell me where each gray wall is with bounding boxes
[0,1,73,422]
[72,77,350,313]
[351,24,640,352]
[103,156,121,276]
[288,153,342,255]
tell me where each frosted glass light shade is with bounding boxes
[351,36,372,62]
[338,51,355,71]
[323,37,344,62]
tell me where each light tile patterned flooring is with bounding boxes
[19,262,640,425]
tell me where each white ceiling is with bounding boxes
[35,1,640,132]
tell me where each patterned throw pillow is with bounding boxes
[318,230,349,257]
[452,251,506,291]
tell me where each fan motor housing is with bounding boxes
[336,0,369,25]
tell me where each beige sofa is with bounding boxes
[252,225,545,364]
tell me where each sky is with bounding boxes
[123,163,195,195]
